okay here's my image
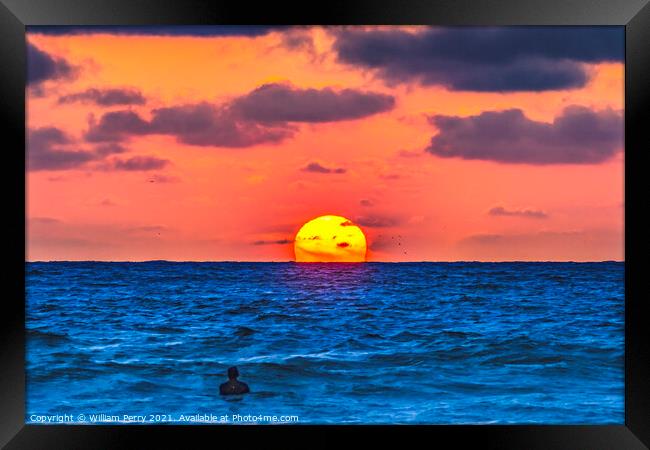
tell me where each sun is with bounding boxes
[294,215,367,262]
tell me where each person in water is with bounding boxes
[219,366,250,395]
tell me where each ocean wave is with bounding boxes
[234,326,256,337]
[25,261,625,424]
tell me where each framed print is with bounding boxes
[1,0,648,448]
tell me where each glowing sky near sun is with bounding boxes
[26,26,624,261]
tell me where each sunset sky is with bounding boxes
[26,26,624,262]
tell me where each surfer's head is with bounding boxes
[227,366,239,380]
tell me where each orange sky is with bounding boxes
[26,26,624,261]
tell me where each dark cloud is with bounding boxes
[333,27,623,92]
[85,104,292,147]
[85,110,152,142]
[231,83,395,123]
[111,156,170,171]
[28,127,97,171]
[369,235,398,251]
[27,127,171,173]
[58,88,146,106]
[280,28,318,57]
[85,83,394,147]
[28,25,282,37]
[149,103,293,147]
[426,105,622,164]
[147,174,180,184]
[301,162,346,174]
[27,43,75,85]
[252,239,293,245]
[360,199,374,207]
[355,214,401,228]
[94,143,128,155]
[282,33,314,50]
[488,206,548,219]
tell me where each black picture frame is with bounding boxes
[1,1,648,448]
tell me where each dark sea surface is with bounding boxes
[26,262,624,424]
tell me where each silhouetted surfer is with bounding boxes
[219,366,250,395]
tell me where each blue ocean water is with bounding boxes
[26,262,624,424]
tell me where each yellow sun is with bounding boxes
[294,215,367,262]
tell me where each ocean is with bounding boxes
[25,261,624,424]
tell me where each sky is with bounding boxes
[26,26,624,262]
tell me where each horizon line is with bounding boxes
[25,259,625,264]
